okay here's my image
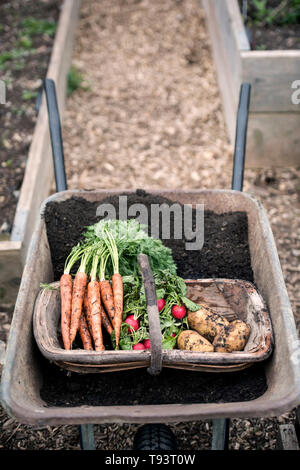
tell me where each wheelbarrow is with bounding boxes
[1,80,300,451]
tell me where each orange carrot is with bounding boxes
[85,286,113,338]
[99,280,115,326]
[78,312,93,350]
[99,298,114,335]
[99,253,116,327]
[104,228,123,348]
[60,244,84,350]
[69,250,90,346]
[59,273,73,350]
[88,282,105,351]
[87,252,105,351]
[112,272,123,347]
[83,290,93,339]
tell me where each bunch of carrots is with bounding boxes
[59,227,123,351]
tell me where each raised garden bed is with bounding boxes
[202,0,300,168]
[0,0,81,305]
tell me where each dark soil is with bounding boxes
[44,190,254,282]
[250,23,300,50]
[40,190,267,408]
[238,0,300,50]
[41,358,267,407]
[0,0,62,234]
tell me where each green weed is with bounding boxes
[21,17,57,36]
[250,0,300,26]
[0,17,57,70]
[22,89,38,101]
[67,66,90,96]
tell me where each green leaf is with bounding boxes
[181,296,201,312]
[21,17,57,36]
[155,288,165,299]
[40,283,58,291]
[162,336,177,350]
[122,275,137,285]
[22,89,38,101]
[176,276,187,295]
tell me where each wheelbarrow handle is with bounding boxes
[44,78,68,193]
[138,253,163,376]
[232,83,251,192]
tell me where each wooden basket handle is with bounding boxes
[138,254,162,376]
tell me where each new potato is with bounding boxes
[213,319,251,352]
[177,330,214,352]
[187,307,229,342]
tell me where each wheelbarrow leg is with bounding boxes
[79,424,96,450]
[210,85,250,452]
[211,419,230,450]
[44,78,68,192]
[232,82,251,192]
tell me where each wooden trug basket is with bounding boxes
[33,254,273,374]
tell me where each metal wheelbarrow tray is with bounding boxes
[1,188,300,426]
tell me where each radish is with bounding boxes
[125,315,139,333]
[133,343,145,350]
[143,338,151,349]
[171,304,186,319]
[157,298,166,312]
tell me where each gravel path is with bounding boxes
[0,0,299,450]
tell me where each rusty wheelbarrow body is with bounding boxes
[1,188,300,426]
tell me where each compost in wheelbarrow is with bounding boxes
[44,189,254,282]
[39,190,268,407]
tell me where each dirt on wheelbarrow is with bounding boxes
[40,190,266,408]
[41,360,267,408]
[44,190,254,282]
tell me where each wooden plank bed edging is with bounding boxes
[0,0,81,304]
[201,0,300,168]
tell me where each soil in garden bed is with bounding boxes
[238,0,300,50]
[0,0,62,234]
[39,190,267,407]
[250,24,300,50]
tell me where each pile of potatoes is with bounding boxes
[177,306,251,353]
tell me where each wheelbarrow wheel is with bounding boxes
[133,424,177,450]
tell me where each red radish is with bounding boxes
[172,333,176,337]
[133,343,145,350]
[143,338,151,349]
[157,298,166,312]
[125,315,139,332]
[171,305,186,319]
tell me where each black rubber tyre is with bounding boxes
[133,424,177,450]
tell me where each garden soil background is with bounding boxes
[1,0,300,450]
[0,0,61,232]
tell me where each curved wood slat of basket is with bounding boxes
[33,276,274,372]
[180,278,274,364]
[33,285,151,366]
[54,361,149,374]
[164,363,252,373]
[55,362,252,374]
